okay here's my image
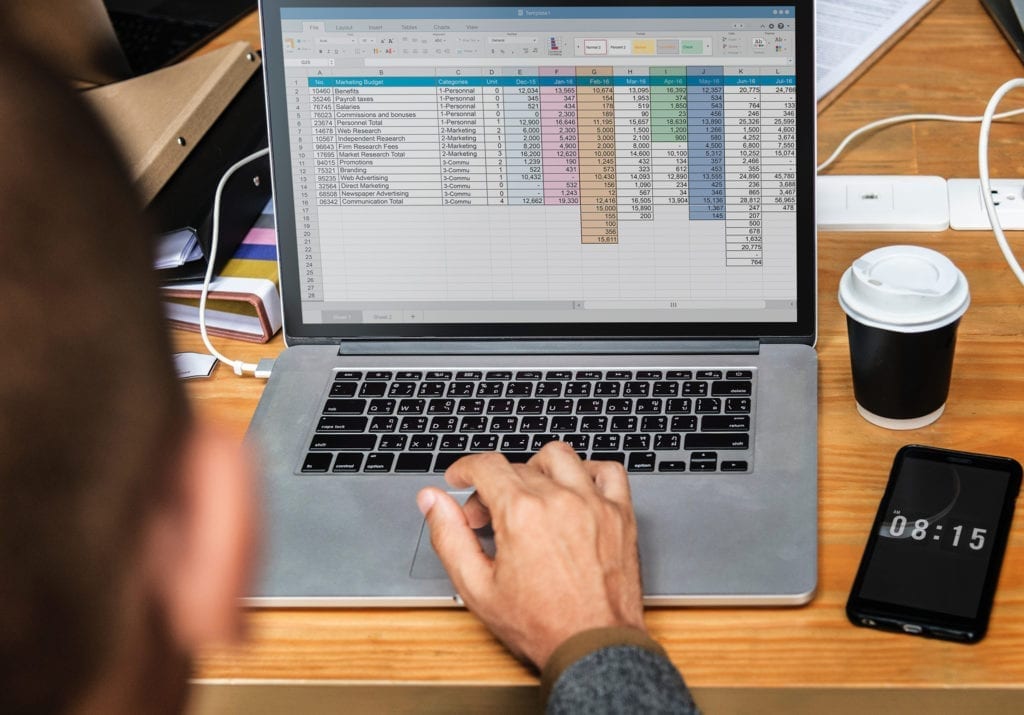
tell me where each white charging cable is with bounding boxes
[199,146,272,376]
[978,78,1024,287]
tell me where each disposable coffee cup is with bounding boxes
[838,245,970,430]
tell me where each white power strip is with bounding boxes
[948,178,1024,230]
[817,175,949,231]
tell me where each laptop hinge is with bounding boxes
[336,339,761,356]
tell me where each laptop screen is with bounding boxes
[262,2,815,343]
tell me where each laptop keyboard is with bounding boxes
[300,368,755,475]
[108,12,219,75]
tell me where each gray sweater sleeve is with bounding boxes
[546,644,699,714]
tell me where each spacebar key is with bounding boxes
[433,453,471,472]
[684,433,749,450]
[395,453,432,472]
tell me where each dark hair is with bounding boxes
[0,25,190,714]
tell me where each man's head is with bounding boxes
[0,23,255,715]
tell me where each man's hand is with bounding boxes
[416,442,646,669]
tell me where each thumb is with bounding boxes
[417,488,493,601]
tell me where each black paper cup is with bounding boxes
[838,246,969,430]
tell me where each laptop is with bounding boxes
[250,0,817,606]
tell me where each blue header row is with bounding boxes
[283,6,796,20]
[309,75,796,87]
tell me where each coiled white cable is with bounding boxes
[978,78,1024,287]
[198,146,271,375]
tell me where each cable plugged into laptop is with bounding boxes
[198,146,276,378]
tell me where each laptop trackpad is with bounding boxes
[410,491,496,579]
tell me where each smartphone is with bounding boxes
[846,445,1022,643]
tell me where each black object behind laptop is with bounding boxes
[981,0,1024,65]
[104,0,256,75]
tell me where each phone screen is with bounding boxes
[848,445,1021,640]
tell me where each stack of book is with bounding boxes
[161,200,281,343]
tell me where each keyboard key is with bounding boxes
[457,399,484,415]
[536,381,563,397]
[379,434,408,451]
[606,370,632,380]
[712,381,753,397]
[582,416,609,432]
[433,453,470,471]
[690,460,717,472]
[593,434,621,451]
[359,382,387,397]
[640,416,667,432]
[395,453,432,472]
[419,382,446,397]
[471,434,498,451]
[409,434,438,451]
[369,416,398,432]
[726,370,753,380]
[487,399,514,414]
[565,381,592,397]
[364,453,395,472]
[516,371,542,380]
[530,434,559,451]
[329,382,358,398]
[623,381,649,397]
[591,452,626,464]
[696,370,722,380]
[399,417,428,432]
[636,399,662,414]
[332,453,363,472]
[695,398,722,413]
[721,460,749,472]
[546,399,574,414]
[637,370,663,380]
[682,381,708,396]
[562,433,590,451]
[460,416,488,432]
[301,453,332,472]
[490,416,518,432]
[576,399,603,414]
[654,433,680,450]
[366,371,393,381]
[429,416,458,432]
[658,461,687,473]
[610,415,637,432]
[309,434,377,451]
[456,371,482,380]
[725,398,752,413]
[427,371,453,380]
[516,399,544,414]
[317,416,367,432]
[606,399,633,414]
[367,399,396,414]
[666,398,692,414]
[501,434,529,451]
[486,371,512,380]
[505,381,532,397]
[504,452,535,464]
[546,370,573,380]
[701,415,751,431]
[324,398,366,415]
[628,452,656,472]
[685,433,750,450]
[652,381,679,396]
[447,382,474,397]
[388,382,416,397]
[440,434,468,451]
[478,382,504,397]
[623,434,651,450]
[671,416,698,432]
[551,416,579,432]
[575,370,602,380]
[667,370,693,380]
[594,381,620,397]
[427,399,455,415]
[398,399,425,414]
[396,371,423,381]
[334,370,363,380]
[520,416,549,432]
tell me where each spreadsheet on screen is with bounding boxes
[278,6,799,326]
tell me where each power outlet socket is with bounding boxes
[948,178,1024,230]
[817,175,949,231]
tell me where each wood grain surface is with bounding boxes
[181,0,1024,701]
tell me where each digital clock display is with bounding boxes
[858,453,1013,618]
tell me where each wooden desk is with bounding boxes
[183,1,1024,711]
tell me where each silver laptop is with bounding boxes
[250,0,817,606]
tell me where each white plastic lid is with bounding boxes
[838,245,970,333]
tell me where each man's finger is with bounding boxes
[416,487,494,600]
[584,458,633,506]
[444,452,523,507]
[462,491,492,530]
[527,441,593,492]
